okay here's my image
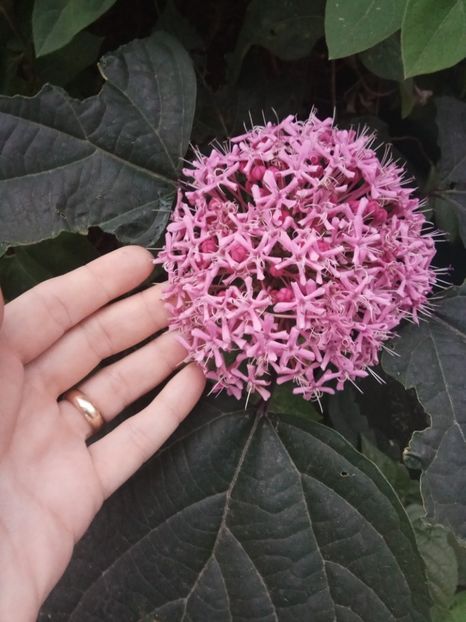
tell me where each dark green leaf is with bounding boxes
[155,0,203,52]
[361,437,420,506]
[432,190,466,243]
[327,385,375,447]
[325,0,406,59]
[0,24,21,96]
[436,97,466,186]
[383,284,466,539]
[446,592,466,621]
[0,233,98,300]
[0,0,34,97]
[406,505,458,621]
[359,33,404,81]
[32,0,117,57]
[269,383,322,421]
[41,398,431,621]
[0,32,196,250]
[430,194,460,241]
[401,0,466,78]
[433,97,466,245]
[230,0,325,80]
[193,64,310,145]
[35,31,103,87]
[450,535,466,586]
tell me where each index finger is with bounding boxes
[2,246,155,363]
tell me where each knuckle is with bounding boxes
[81,263,113,304]
[34,285,74,336]
[156,332,186,371]
[81,313,115,362]
[141,285,169,330]
[141,287,158,323]
[157,392,185,427]
[125,419,152,463]
[104,364,133,413]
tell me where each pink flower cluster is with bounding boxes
[158,114,436,401]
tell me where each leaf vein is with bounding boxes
[179,415,260,621]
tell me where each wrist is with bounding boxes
[0,484,76,622]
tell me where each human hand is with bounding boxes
[0,246,205,622]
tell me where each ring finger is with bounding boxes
[60,330,188,439]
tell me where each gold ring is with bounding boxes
[62,389,105,433]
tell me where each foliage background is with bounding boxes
[1,0,466,620]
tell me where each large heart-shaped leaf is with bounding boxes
[383,284,466,539]
[41,398,431,621]
[0,31,196,251]
[325,0,406,59]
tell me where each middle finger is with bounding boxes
[28,283,169,396]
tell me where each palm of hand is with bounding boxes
[0,247,205,621]
[1,350,105,612]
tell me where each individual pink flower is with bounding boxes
[157,113,437,401]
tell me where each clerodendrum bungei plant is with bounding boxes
[1,24,466,622]
[159,114,436,402]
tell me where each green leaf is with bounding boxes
[382,284,466,540]
[327,385,375,447]
[430,194,460,241]
[450,535,466,586]
[401,0,466,78]
[0,233,98,300]
[269,383,322,421]
[155,0,203,52]
[230,0,325,80]
[193,63,310,145]
[446,592,466,621]
[35,30,103,87]
[433,97,466,245]
[32,0,117,57]
[0,27,21,96]
[0,32,196,250]
[436,98,466,187]
[435,192,466,227]
[41,398,431,621]
[359,33,404,81]
[325,0,406,59]
[407,505,458,621]
[361,437,420,506]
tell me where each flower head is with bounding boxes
[158,113,436,401]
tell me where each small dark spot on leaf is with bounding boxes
[340,470,349,477]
